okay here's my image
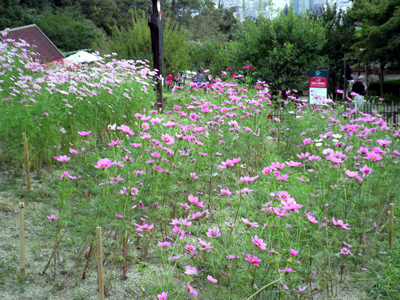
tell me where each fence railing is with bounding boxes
[268,101,400,125]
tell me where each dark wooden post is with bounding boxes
[149,0,165,109]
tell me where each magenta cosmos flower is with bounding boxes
[332,217,350,230]
[161,133,174,145]
[183,282,197,296]
[184,265,197,275]
[207,275,217,283]
[290,249,299,256]
[251,235,266,250]
[157,292,168,300]
[242,218,259,227]
[78,131,91,136]
[339,247,353,256]
[307,215,318,224]
[188,195,204,207]
[47,215,59,220]
[206,227,221,238]
[245,255,262,267]
[95,158,112,170]
[56,155,70,162]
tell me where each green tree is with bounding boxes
[58,0,119,34]
[311,4,356,97]
[351,0,400,96]
[110,11,189,75]
[230,8,326,93]
[35,7,104,52]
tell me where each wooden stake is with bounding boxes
[97,227,105,300]
[20,202,26,279]
[22,133,31,191]
[389,203,394,250]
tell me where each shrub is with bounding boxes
[368,79,400,101]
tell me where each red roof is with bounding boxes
[3,24,64,62]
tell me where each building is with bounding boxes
[292,0,351,14]
[1,24,64,62]
[212,0,271,20]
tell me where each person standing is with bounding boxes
[195,70,204,85]
[352,76,367,110]
[166,73,174,88]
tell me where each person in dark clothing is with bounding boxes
[352,76,366,95]
[352,76,367,109]
[345,64,353,81]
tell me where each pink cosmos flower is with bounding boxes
[199,238,212,251]
[151,152,161,158]
[183,281,197,296]
[340,247,353,256]
[244,255,262,267]
[236,188,253,194]
[279,268,296,273]
[343,241,352,248]
[180,203,190,210]
[161,134,175,145]
[207,275,218,283]
[108,139,121,146]
[242,218,259,227]
[297,152,310,160]
[276,174,288,181]
[142,122,150,130]
[240,175,259,182]
[307,215,318,224]
[364,151,382,161]
[78,131,91,136]
[293,285,307,293]
[184,265,197,275]
[185,245,196,253]
[69,148,79,155]
[359,165,372,177]
[168,255,180,261]
[116,214,123,219]
[188,195,204,207]
[290,249,299,256]
[220,188,232,195]
[190,172,198,179]
[206,227,221,238]
[251,235,266,250]
[134,223,154,231]
[262,167,273,174]
[47,215,59,220]
[345,170,358,178]
[56,155,70,162]
[157,241,171,247]
[157,292,168,300]
[332,218,350,230]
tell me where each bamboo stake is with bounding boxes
[97,227,105,300]
[22,133,31,191]
[389,203,394,250]
[19,202,26,279]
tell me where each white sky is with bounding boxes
[272,0,288,9]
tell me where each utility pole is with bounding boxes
[149,0,165,109]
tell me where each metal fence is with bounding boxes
[269,101,400,125]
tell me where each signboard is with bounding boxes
[308,70,328,105]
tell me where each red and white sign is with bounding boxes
[309,77,327,88]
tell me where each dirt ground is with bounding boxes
[0,171,371,300]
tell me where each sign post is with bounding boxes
[308,70,329,105]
